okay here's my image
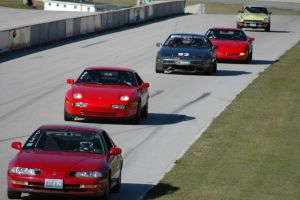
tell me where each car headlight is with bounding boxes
[73,93,82,99]
[120,95,130,101]
[11,167,40,175]
[237,16,244,22]
[74,171,103,178]
[156,57,161,63]
[264,17,269,22]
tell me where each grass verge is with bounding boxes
[145,41,300,200]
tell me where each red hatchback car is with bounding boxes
[7,125,123,200]
[205,28,255,63]
[64,67,149,123]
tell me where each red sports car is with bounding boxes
[64,67,149,123]
[7,125,123,200]
[205,28,255,63]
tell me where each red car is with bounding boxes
[205,28,255,63]
[64,67,149,124]
[7,125,123,200]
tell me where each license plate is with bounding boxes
[249,23,256,27]
[44,179,63,189]
[178,60,190,65]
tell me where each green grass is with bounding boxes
[186,1,300,15]
[145,42,300,200]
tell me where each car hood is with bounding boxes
[239,13,268,20]
[11,150,107,172]
[210,39,248,51]
[71,84,136,100]
[159,47,211,58]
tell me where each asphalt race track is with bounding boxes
[0,12,300,200]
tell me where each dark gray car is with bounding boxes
[155,33,217,75]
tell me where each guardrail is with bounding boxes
[0,0,185,54]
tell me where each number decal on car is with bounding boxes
[178,53,189,56]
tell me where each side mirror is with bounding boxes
[248,37,255,42]
[110,147,122,155]
[67,79,74,85]
[156,42,162,47]
[141,82,150,89]
[238,10,242,13]
[11,142,22,151]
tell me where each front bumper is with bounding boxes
[157,58,212,73]
[217,51,248,61]
[237,20,270,29]
[7,174,107,196]
[65,99,138,119]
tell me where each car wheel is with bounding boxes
[131,102,141,124]
[155,64,164,73]
[112,171,122,193]
[213,61,217,73]
[7,190,21,199]
[64,109,74,121]
[265,24,270,32]
[249,52,253,62]
[140,101,148,119]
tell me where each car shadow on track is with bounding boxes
[214,70,251,76]
[244,29,291,33]
[74,113,195,126]
[20,182,166,200]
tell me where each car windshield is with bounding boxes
[23,129,106,154]
[76,70,137,86]
[243,6,268,14]
[206,30,247,41]
[164,36,209,49]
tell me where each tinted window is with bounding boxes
[164,35,209,49]
[24,129,105,154]
[244,6,268,14]
[76,70,137,86]
[206,30,247,41]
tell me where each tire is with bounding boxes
[155,64,163,73]
[265,24,270,32]
[140,101,148,119]
[64,109,74,121]
[112,171,122,193]
[249,52,253,62]
[213,61,217,73]
[7,190,21,199]
[131,102,141,124]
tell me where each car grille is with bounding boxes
[21,182,87,192]
[162,60,175,64]
[80,111,119,118]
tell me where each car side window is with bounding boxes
[135,73,144,86]
[102,131,114,151]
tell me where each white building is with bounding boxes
[43,0,127,12]
[44,0,96,12]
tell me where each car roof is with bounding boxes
[208,27,243,31]
[39,124,103,133]
[169,33,207,38]
[85,66,135,73]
